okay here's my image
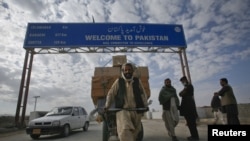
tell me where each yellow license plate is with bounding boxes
[32,129,41,134]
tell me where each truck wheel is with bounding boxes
[136,122,144,141]
[30,134,40,139]
[102,120,110,141]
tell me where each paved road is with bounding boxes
[143,119,208,141]
[0,119,208,141]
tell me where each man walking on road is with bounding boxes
[104,63,149,141]
[158,78,180,141]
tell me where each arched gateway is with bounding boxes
[15,23,191,127]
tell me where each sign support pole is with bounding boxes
[15,49,34,127]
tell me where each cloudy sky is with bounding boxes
[1,0,250,116]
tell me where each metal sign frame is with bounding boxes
[15,23,191,127]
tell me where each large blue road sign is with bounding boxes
[23,23,187,48]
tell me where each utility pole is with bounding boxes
[33,96,40,111]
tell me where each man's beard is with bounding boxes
[165,85,171,87]
[124,73,133,79]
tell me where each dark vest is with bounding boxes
[115,77,145,111]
